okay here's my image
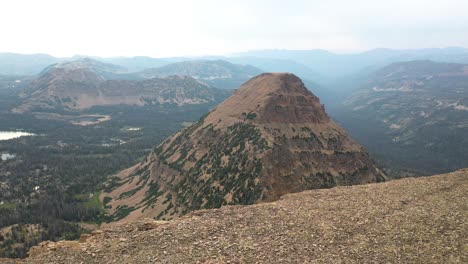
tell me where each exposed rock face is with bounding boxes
[103,73,386,222]
[14,59,230,112]
[13,169,468,264]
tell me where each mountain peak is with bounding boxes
[102,73,386,222]
[241,72,307,93]
[205,72,328,126]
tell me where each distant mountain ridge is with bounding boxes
[0,53,60,76]
[14,59,230,112]
[235,47,468,77]
[3,47,468,78]
[4,48,468,111]
[141,60,263,89]
[41,57,127,75]
[101,56,170,72]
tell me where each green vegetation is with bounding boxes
[0,202,16,209]
[84,192,103,210]
[0,222,81,258]
[246,112,257,120]
[142,181,165,207]
[332,60,468,176]
[103,176,126,193]
[111,205,135,221]
[0,101,222,258]
[102,196,112,209]
[118,186,143,200]
[155,122,268,218]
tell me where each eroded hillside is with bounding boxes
[101,73,386,222]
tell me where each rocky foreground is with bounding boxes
[5,169,467,263]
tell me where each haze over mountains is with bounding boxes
[1,0,468,261]
[235,47,468,77]
[3,0,468,261]
[3,47,468,105]
[0,47,467,260]
[0,53,60,76]
[3,47,468,78]
[334,60,468,176]
[2,48,467,177]
[140,60,262,89]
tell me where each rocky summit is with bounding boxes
[102,73,386,222]
[6,169,467,263]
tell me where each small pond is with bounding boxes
[0,131,35,141]
[1,153,16,161]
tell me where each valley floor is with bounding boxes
[5,169,468,263]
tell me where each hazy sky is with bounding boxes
[1,0,467,57]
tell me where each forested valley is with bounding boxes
[0,93,219,257]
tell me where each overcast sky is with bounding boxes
[1,0,467,57]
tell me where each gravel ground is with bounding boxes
[4,169,467,264]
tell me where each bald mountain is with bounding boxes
[334,60,468,176]
[102,73,386,222]
[14,59,231,113]
[140,60,263,89]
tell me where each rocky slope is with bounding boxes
[13,59,230,113]
[334,60,468,176]
[102,73,386,222]
[7,169,467,263]
[141,60,263,89]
